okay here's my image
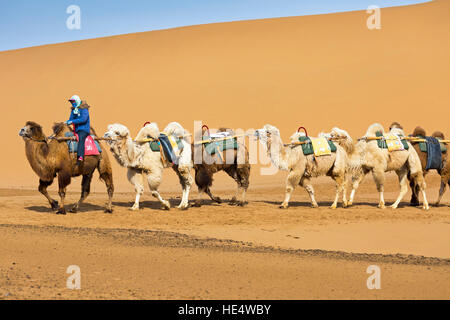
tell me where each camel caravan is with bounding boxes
[20,116,448,214]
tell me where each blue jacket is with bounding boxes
[69,101,90,134]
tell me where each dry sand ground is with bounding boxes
[1,0,450,299]
[0,173,449,299]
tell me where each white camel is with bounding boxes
[255,124,348,209]
[103,122,193,210]
[328,123,429,210]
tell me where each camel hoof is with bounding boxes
[279,204,289,209]
[56,208,66,215]
[215,197,222,204]
[410,201,420,207]
[311,204,319,208]
[51,200,59,211]
[237,201,247,207]
[390,204,398,209]
[129,205,139,211]
[330,205,337,210]
[105,208,113,214]
[378,203,386,209]
[162,202,171,210]
[177,203,189,210]
[192,202,202,208]
[423,205,430,210]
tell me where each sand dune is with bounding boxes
[1,0,449,190]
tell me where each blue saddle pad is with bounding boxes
[425,137,442,171]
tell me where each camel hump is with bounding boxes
[413,126,427,137]
[365,123,385,137]
[217,127,234,135]
[389,122,403,130]
[432,131,445,140]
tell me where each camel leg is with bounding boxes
[193,188,206,207]
[147,170,170,210]
[391,169,408,209]
[173,166,192,210]
[193,168,216,207]
[348,170,368,206]
[330,175,345,209]
[224,166,239,205]
[127,168,144,211]
[101,173,114,214]
[236,165,250,206]
[56,172,71,215]
[98,159,114,213]
[205,187,222,204]
[435,181,447,206]
[280,171,302,209]
[226,165,250,207]
[38,179,59,212]
[372,169,386,209]
[70,174,93,213]
[342,173,349,208]
[300,177,319,208]
[409,176,420,206]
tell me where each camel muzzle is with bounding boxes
[19,128,28,138]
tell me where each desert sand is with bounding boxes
[0,0,449,299]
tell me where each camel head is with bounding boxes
[19,121,46,142]
[103,124,131,145]
[135,122,160,143]
[254,124,280,145]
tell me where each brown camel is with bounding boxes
[192,127,250,207]
[390,123,449,206]
[19,121,114,214]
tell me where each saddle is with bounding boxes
[64,132,101,156]
[296,127,336,157]
[299,136,337,156]
[149,133,184,165]
[413,135,445,171]
[201,126,238,162]
[375,131,409,151]
[415,136,447,153]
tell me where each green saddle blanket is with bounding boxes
[204,137,238,155]
[416,136,447,153]
[298,136,337,156]
[375,131,409,150]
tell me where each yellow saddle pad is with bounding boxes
[311,137,331,156]
[384,133,405,152]
[167,135,183,158]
